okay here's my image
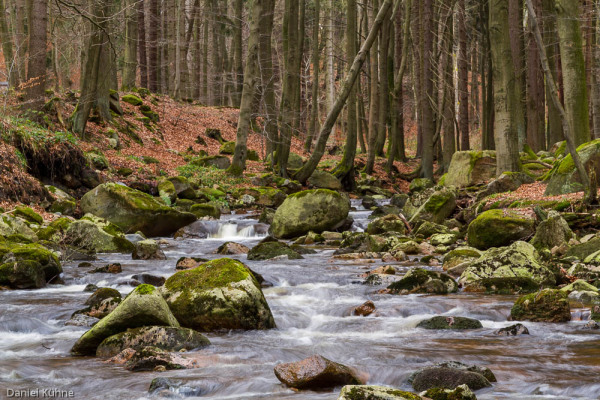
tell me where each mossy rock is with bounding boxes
[467,209,534,250]
[417,316,482,330]
[12,206,43,225]
[219,141,236,155]
[80,183,196,237]
[442,247,481,271]
[271,189,350,239]
[158,179,177,204]
[36,217,72,241]
[414,221,452,237]
[190,155,231,170]
[196,187,227,200]
[411,362,493,392]
[142,155,160,164]
[247,149,260,161]
[337,386,422,400]
[266,151,304,169]
[0,242,61,289]
[85,150,110,170]
[190,204,221,219]
[459,241,555,287]
[247,241,303,261]
[463,277,540,295]
[168,176,196,199]
[510,288,571,322]
[161,258,276,331]
[565,237,600,261]
[409,178,434,193]
[65,215,134,254]
[140,105,160,123]
[530,211,573,250]
[46,185,76,216]
[307,170,343,190]
[241,187,287,208]
[444,150,497,187]
[545,139,600,195]
[73,287,122,319]
[96,325,210,358]
[121,94,143,106]
[71,284,180,355]
[423,385,477,400]
[0,215,38,243]
[388,268,458,295]
[335,232,389,254]
[366,215,406,235]
[560,279,598,294]
[409,188,457,224]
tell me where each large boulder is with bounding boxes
[64,215,134,253]
[409,188,456,224]
[190,155,231,169]
[274,355,364,390]
[443,150,496,188]
[410,361,495,392]
[80,183,196,237]
[467,209,534,250]
[0,242,62,289]
[545,139,600,195]
[388,268,458,295]
[366,215,406,235]
[510,288,571,322]
[337,386,422,400]
[530,211,573,250]
[308,170,343,190]
[271,189,350,239]
[0,215,38,242]
[96,326,210,358]
[485,172,535,195]
[247,240,303,261]
[46,185,76,215]
[459,241,555,287]
[132,239,166,260]
[565,237,600,261]
[71,284,180,355]
[161,258,275,331]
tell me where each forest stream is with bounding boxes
[1,200,599,400]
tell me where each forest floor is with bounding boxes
[0,92,593,220]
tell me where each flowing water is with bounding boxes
[1,202,599,399]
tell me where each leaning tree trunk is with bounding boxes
[294,0,393,183]
[364,0,380,174]
[490,0,521,175]
[556,0,591,146]
[526,0,596,204]
[24,0,47,111]
[227,0,264,174]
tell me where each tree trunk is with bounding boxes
[137,0,148,88]
[593,0,600,139]
[442,0,455,171]
[365,0,380,174]
[490,0,521,174]
[305,0,320,152]
[458,0,469,150]
[294,0,393,183]
[260,0,278,159]
[148,0,159,92]
[375,12,391,156]
[542,0,562,146]
[123,0,138,90]
[525,0,545,151]
[232,0,243,106]
[0,0,16,87]
[508,0,526,149]
[420,0,435,179]
[24,0,47,111]
[555,0,591,146]
[13,0,27,85]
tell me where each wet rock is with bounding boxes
[274,354,364,390]
[463,277,540,295]
[122,346,197,371]
[175,257,208,270]
[338,385,422,400]
[361,196,377,210]
[0,214,38,242]
[84,283,99,292]
[459,241,555,287]
[442,247,481,271]
[336,232,389,255]
[409,361,495,392]
[370,205,402,220]
[71,284,180,355]
[271,189,350,239]
[216,241,249,255]
[64,215,135,254]
[258,208,275,225]
[247,241,303,261]
[467,210,534,250]
[308,170,343,190]
[148,377,207,397]
[352,301,376,317]
[97,325,210,358]
[417,316,483,330]
[0,243,62,289]
[65,313,99,327]
[366,215,406,235]
[422,384,477,400]
[161,258,275,331]
[90,263,122,274]
[530,211,573,250]
[190,204,221,219]
[495,323,530,336]
[131,273,166,287]
[80,183,197,237]
[388,268,458,295]
[132,239,167,260]
[510,289,571,322]
[409,188,457,225]
[73,288,122,319]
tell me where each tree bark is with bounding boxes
[137,0,148,88]
[457,0,469,150]
[148,0,159,92]
[260,0,278,160]
[365,0,380,175]
[0,0,16,87]
[122,0,138,90]
[24,0,47,111]
[508,0,526,149]
[232,0,243,106]
[305,0,320,152]
[294,0,393,183]
[525,0,545,151]
[420,0,435,179]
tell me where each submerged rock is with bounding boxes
[463,277,540,295]
[97,326,210,358]
[409,361,495,392]
[247,241,303,261]
[71,284,180,355]
[80,183,196,237]
[72,288,122,319]
[215,241,249,255]
[417,316,482,330]
[495,323,530,336]
[467,210,534,250]
[274,355,364,390]
[352,300,376,317]
[338,385,422,400]
[422,384,477,400]
[510,289,571,322]
[161,258,275,331]
[270,189,350,239]
[388,268,458,295]
[122,346,197,371]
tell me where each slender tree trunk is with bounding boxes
[490,0,521,174]
[260,0,278,159]
[458,0,469,150]
[305,0,320,152]
[24,0,47,111]
[137,0,148,88]
[326,0,335,139]
[508,0,526,149]
[442,0,455,171]
[148,0,159,92]
[0,0,16,87]
[542,0,563,147]
[123,0,138,90]
[556,0,590,146]
[13,0,26,85]
[375,12,391,156]
[592,0,600,139]
[525,0,545,151]
[365,0,380,174]
[420,0,435,179]
[232,0,243,106]
[202,1,209,102]
[294,0,393,183]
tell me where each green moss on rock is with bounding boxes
[467,209,534,250]
[510,288,571,322]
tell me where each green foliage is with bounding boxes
[176,164,245,193]
[1,116,78,149]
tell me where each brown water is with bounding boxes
[1,205,599,399]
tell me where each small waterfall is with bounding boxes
[208,221,267,239]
